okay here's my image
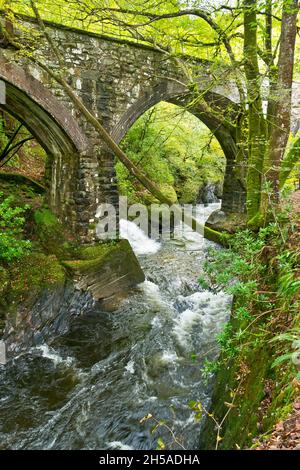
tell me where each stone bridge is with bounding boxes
[1,15,297,241]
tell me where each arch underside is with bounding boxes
[112,82,239,156]
[0,62,88,227]
[113,83,246,214]
[1,82,76,157]
[0,57,88,156]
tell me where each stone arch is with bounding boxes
[0,58,89,230]
[112,81,246,214]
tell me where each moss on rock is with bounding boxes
[8,252,65,303]
[206,210,247,235]
[33,208,76,259]
[63,239,145,300]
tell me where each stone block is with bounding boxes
[63,240,145,300]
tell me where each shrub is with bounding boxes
[0,192,31,261]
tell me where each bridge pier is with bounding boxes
[48,148,118,243]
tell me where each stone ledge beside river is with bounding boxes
[3,239,145,357]
[63,239,145,300]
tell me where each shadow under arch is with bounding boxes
[112,81,246,214]
[0,58,89,228]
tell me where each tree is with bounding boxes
[280,135,300,188]
[243,0,267,222]
[117,102,225,205]
[266,0,298,202]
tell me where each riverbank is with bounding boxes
[200,192,300,450]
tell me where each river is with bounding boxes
[0,203,231,450]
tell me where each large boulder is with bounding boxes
[63,239,145,300]
[206,209,247,234]
[2,240,145,356]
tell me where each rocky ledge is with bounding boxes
[3,240,145,357]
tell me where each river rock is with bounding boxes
[63,239,145,300]
[3,240,145,357]
[3,283,94,356]
[197,182,222,204]
[206,209,247,234]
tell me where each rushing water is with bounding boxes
[0,203,231,450]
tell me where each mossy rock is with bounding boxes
[206,210,247,234]
[8,252,65,304]
[34,208,76,260]
[63,239,145,300]
[160,184,178,204]
[0,173,44,209]
[77,241,118,261]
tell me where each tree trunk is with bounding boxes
[243,0,267,224]
[266,0,299,204]
[279,135,300,189]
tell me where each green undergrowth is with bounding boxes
[8,252,65,302]
[0,191,68,333]
[0,174,44,207]
[199,214,300,449]
[117,102,225,207]
[77,241,118,260]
